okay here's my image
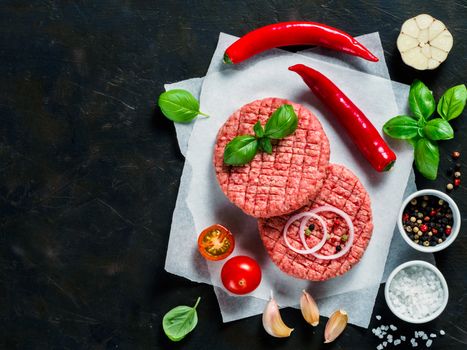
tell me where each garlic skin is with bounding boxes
[397,14,453,70]
[300,290,319,326]
[262,293,294,338]
[324,309,348,343]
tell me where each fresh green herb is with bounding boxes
[224,135,259,166]
[408,80,435,120]
[414,138,439,181]
[383,80,466,180]
[253,121,265,138]
[423,119,453,140]
[437,84,467,121]
[223,104,298,166]
[162,297,201,342]
[264,104,298,139]
[382,115,418,139]
[158,89,208,123]
[259,137,273,154]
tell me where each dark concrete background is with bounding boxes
[0,1,466,349]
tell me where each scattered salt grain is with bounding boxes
[400,335,406,341]
[394,339,401,346]
[426,339,433,347]
[422,334,428,340]
[430,333,437,338]
[376,315,382,320]
[440,330,445,335]
[377,345,383,350]
[387,338,393,343]
[383,341,387,347]
[390,324,397,331]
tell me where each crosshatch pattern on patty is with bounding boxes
[214,98,330,218]
[258,164,373,281]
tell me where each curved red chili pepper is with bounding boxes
[224,22,379,64]
[289,64,396,172]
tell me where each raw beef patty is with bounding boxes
[214,98,330,218]
[258,164,373,281]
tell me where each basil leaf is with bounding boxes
[437,84,467,121]
[414,138,439,180]
[409,80,436,120]
[383,115,419,139]
[158,89,207,123]
[423,118,454,140]
[253,121,265,138]
[259,137,273,154]
[264,104,298,139]
[163,297,200,342]
[224,135,259,165]
[407,136,421,148]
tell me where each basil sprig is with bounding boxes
[383,81,466,180]
[158,89,208,123]
[224,104,298,166]
[162,297,201,342]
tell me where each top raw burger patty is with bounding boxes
[258,164,373,281]
[214,98,330,218]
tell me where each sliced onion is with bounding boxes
[282,205,354,261]
[306,206,354,260]
[283,212,328,255]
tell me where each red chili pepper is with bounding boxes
[289,64,396,172]
[224,21,379,64]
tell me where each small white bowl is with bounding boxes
[398,189,461,253]
[385,260,449,323]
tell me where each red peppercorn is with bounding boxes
[420,224,428,232]
[403,213,409,221]
[430,210,437,216]
[452,151,460,159]
[454,178,461,187]
[432,228,438,235]
[445,227,452,235]
[424,216,430,221]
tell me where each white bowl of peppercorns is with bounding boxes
[398,189,461,253]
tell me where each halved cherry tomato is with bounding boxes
[221,256,262,295]
[197,224,235,261]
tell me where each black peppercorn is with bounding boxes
[336,245,342,252]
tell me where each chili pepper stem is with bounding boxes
[223,53,233,64]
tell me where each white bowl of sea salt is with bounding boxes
[385,260,448,323]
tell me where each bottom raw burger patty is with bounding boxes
[258,164,373,281]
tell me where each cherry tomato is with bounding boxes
[221,256,262,295]
[197,224,235,261]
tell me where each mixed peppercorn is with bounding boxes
[402,195,454,247]
[446,151,461,191]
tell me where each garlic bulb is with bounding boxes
[262,292,294,338]
[397,14,453,70]
[300,290,320,326]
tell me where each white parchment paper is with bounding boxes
[165,33,434,328]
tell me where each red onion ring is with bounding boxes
[283,212,328,254]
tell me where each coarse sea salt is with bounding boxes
[388,266,444,320]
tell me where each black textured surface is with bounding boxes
[1,1,466,349]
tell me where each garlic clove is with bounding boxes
[262,293,294,338]
[324,309,348,343]
[300,290,320,326]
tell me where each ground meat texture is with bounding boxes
[213,98,330,218]
[258,164,373,281]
